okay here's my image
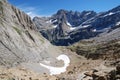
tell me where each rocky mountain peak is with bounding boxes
[109,5,120,12]
[33,9,97,45]
[33,5,120,46]
[56,9,68,15]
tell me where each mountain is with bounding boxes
[0,0,120,80]
[33,6,120,46]
[0,0,65,68]
[81,5,120,31]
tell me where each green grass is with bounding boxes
[68,40,120,60]
[39,38,44,43]
[0,1,3,13]
[0,1,4,19]
[13,27,22,35]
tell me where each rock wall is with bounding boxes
[0,0,61,67]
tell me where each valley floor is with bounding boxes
[0,41,119,80]
[0,57,118,80]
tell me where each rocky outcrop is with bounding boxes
[11,6,36,30]
[82,64,120,80]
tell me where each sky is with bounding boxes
[8,0,120,18]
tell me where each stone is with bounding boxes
[97,76,107,80]
[116,64,120,74]
[84,71,93,77]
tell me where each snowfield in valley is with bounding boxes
[40,54,70,75]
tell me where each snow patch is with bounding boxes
[46,20,52,23]
[82,25,90,28]
[66,21,72,26]
[44,60,51,64]
[70,27,76,30]
[92,29,97,32]
[46,19,57,24]
[53,25,57,28]
[40,54,70,75]
[116,21,120,26]
[52,19,57,23]
[85,12,91,16]
[108,12,114,15]
[103,12,114,17]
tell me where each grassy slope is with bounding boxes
[68,39,120,60]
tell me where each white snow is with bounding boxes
[116,21,120,26]
[85,12,91,16]
[92,29,97,32]
[66,21,72,26]
[46,19,57,24]
[40,54,70,75]
[52,19,57,23]
[43,60,51,64]
[53,25,57,28]
[70,27,76,30]
[104,11,120,17]
[108,12,114,15]
[103,12,114,17]
[82,25,90,28]
[66,21,76,30]
[46,20,52,23]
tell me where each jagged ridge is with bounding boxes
[33,5,120,46]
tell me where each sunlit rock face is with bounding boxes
[0,0,62,68]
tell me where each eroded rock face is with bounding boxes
[0,0,61,67]
[11,5,36,30]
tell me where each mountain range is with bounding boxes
[33,6,120,46]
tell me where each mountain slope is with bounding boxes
[0,0,63,67]
[81,5,120,31]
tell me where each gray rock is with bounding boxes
[0,0,62,69]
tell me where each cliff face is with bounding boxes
[0,0,61,67]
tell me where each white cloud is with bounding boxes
[26,11,40,19]
[16,4,52,19]
[16,4,42,18]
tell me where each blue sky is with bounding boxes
[8,0,120,18]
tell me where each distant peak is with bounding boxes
[114,5,120,9]
[57,9,68,15]
[110,5,120,12]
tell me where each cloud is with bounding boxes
[26,11,40,19]
[16,4,52,19]
[16,4,41,18]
